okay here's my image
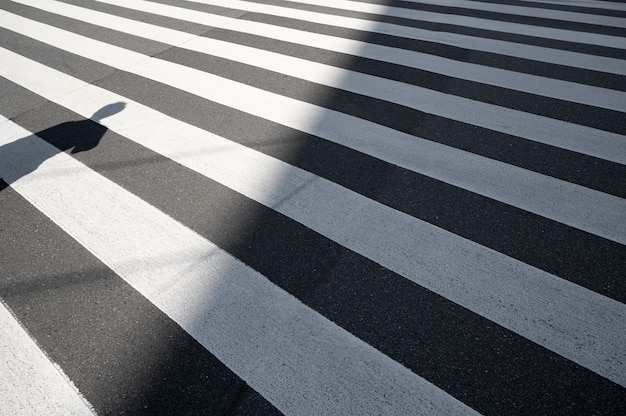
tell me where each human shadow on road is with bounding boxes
[0,102,126,185]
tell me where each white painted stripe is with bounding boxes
[0,301,95,416]
[17,0,626,112]
[345,0,626,27]
[96,0,626,75]
[2,48,625,387]
[182,0,626,49]
[2,14,625,203]
[1,18,625,240]
[0,118,479,416]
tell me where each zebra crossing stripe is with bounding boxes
[16,0,626,112]
[1,46,624,387]
[96,0,626,75]
[1,0,624,413]
[1,14,625,244]
[182,0,626,48]
[296,0,626,27]
[0,116,479,416]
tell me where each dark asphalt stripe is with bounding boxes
[4,82,626,416]
[0,0,174,57]
[0,178,283,416]
[291,26,626,90]
[98,71,626,303]
[2,7,625,197]
[251,11,626,57]
[55,0,626,90]
[59,0,244,26]
[246,0,626,36]
[236,9,626,60]
[1,29,623,304]
[193,27,626,134]
[139,0,626,59]
[154,48,626,189]
[29,0,626,133]
[469,0,626,17]
[154,45,626,134]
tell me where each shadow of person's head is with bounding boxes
[70,102,126,154]
[91,102,127,123]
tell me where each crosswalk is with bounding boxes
[0,0,624,414]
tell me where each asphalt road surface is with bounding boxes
[1,0,625,414]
